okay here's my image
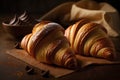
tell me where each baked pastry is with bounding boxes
[21,21,78,69]
[65,19,116,60]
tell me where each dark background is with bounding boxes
[0,0,120,80]
[0,0,120,15]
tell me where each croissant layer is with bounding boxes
[21,21,78,69]
[65,19,116,60]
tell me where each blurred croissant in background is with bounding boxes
[65,19,116,60]
[21,21,78,69]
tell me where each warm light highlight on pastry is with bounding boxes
[21,21,78,69]
[65,19,116,60]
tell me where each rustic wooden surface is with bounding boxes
[1,14,120,80]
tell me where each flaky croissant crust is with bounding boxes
[21,21,78,69]
[65,19,116,60]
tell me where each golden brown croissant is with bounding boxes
[21,21,78,69]
[65,19,116,60]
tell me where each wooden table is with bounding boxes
[0,15,120,80]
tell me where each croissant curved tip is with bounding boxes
[65,58,78,69]
[104,52,116,60]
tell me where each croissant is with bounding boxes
[21,21,78,69]
[65,19,116,60]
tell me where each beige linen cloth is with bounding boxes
[7,0,120,78]
[40,0,120,37]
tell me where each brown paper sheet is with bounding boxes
[6,49,74,78]
[6,49,120,78]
